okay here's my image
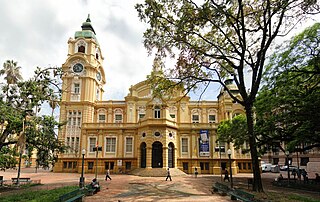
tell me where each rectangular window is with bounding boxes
[76,137,79,151]
[89,137,96,152]
[88,162,94,170]
[183,162,188,170]
[243,163,247,169]
[105,162,115,170]
[300,157,309,166]
[73,161,77,169]
[205,162,209,170]
[126,137,133,153]
[74,83,80,94]
[208,115,216,123]
[68,162,72,169]
[154,107,161,119]
[248,163,251,170]
[99,114,106,122]
[106,137,116,153]
[238,163,242,170]
[192,115,199,123]
[63,162,67,169]
[181,138,188,153]
[115,114,122,123]
[125,162,132,170]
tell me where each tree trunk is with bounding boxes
[245,103,264,192]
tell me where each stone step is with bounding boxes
[128,168,188,177]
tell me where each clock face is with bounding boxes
[96,72,101,81]
[73,63,84,73]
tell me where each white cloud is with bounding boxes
[0,0,152,99]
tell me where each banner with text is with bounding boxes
[199,129,209,157]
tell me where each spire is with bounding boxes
[81,14,96,35]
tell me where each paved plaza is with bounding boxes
[1,168,319,201]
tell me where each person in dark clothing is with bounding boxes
[166,168,172,181]
[105,169,112,181]
[194,167,198,178]
[224,170,230,182]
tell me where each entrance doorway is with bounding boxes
[140,142,146,168]
[152,141,163,168]
[168,142,175,168]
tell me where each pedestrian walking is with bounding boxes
[166,168,172,181]
[194,167,198,178]
[105,169,112,181]
[224,170,230,182]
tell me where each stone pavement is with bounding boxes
[0,168,232,201]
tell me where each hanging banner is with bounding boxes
[199,129,210,156]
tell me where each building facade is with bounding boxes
[53,16,252,175]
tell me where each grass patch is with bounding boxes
[258,191,320,202]
[0,186,78,202]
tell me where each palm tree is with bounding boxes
[0,60,23,84]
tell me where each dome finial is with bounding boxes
[86,14,91,22]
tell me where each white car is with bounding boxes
[261,163,272,172]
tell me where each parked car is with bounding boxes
[261,163,272,172]
[280,165,298,171]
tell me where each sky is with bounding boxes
[0,0,318,109]
[0,0,156,101]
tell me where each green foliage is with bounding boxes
[0,61,65,170]
[217,115,248,151]
[0,146,18,171]
[0,186,78,202]
[136,0,319,192]
[255,23,320,153]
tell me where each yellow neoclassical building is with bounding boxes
[53,16,252,175]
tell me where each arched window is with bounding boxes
[78,45,85,53]
[76,40,87,54]
[114,108,123,123]
[191,109,201,123]
[208,109,218,123]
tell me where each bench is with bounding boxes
[84,184,100,196]
[229,188,254,202]
[11,177,32,184]
[212,182,230,195]
[58,189,84,202]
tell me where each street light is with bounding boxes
[285,150,290,186]
[79,149,86,188]
[227,149,233,188]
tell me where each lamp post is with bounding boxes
[227,149,233,188]
[79,149,86,188]
[285,151,290,186]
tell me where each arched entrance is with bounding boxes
[168,142,175,168]
[152,141,163,168]
[140,142,146,168]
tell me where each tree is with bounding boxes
[0,60,23,85]
[0,63,65,170]
[217,114,248,151]
[255,23,320,154]
[136,0,319,191]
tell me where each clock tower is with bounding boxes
[55,15,106,171]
